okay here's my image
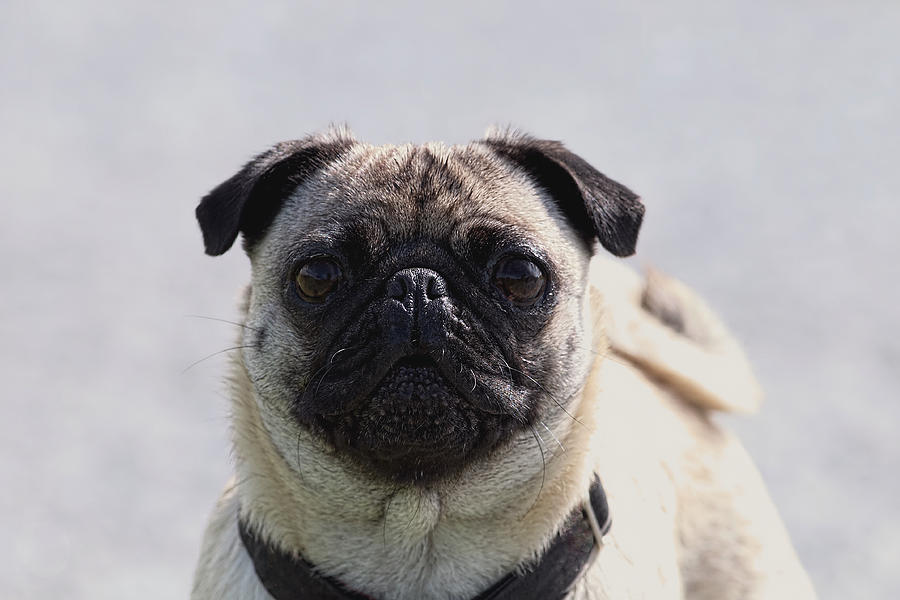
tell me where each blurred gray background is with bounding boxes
[2,1,898,598]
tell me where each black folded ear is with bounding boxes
[482,133,644,257]
[196,132,355,255]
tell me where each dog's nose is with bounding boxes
[384,268,450,350]
[386,268,447,306]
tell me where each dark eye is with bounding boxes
[492,256,546,306]
[295,257,342,303]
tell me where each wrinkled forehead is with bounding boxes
[260,142,580,260]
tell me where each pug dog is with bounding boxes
[190,127,816,599]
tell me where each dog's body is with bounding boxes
[191,129,815,599]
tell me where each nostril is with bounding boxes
[425,274,446,300]
[387,268,448,303]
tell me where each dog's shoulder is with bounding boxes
[191,480,271,600]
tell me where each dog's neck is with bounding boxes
[228,348,604,600]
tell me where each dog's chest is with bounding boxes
[575,477,683,599]
[301,489,544,600]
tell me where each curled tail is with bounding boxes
[590,258,763,414]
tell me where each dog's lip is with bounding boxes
[389,353,440,369]
[298,344,509,419]
[366,352,455,401]
[342,350,458,404]
[366,351,488,410]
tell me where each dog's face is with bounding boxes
[197,129,643,484]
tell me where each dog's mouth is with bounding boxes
[369,354,453,409]
[318,354,507,482]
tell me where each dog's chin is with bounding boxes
[317,356,518,484]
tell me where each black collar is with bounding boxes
[238,476,611,600]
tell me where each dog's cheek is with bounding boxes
[530,296,592,418]
[243,303,317,409]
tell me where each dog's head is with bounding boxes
[197,128,643,484]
